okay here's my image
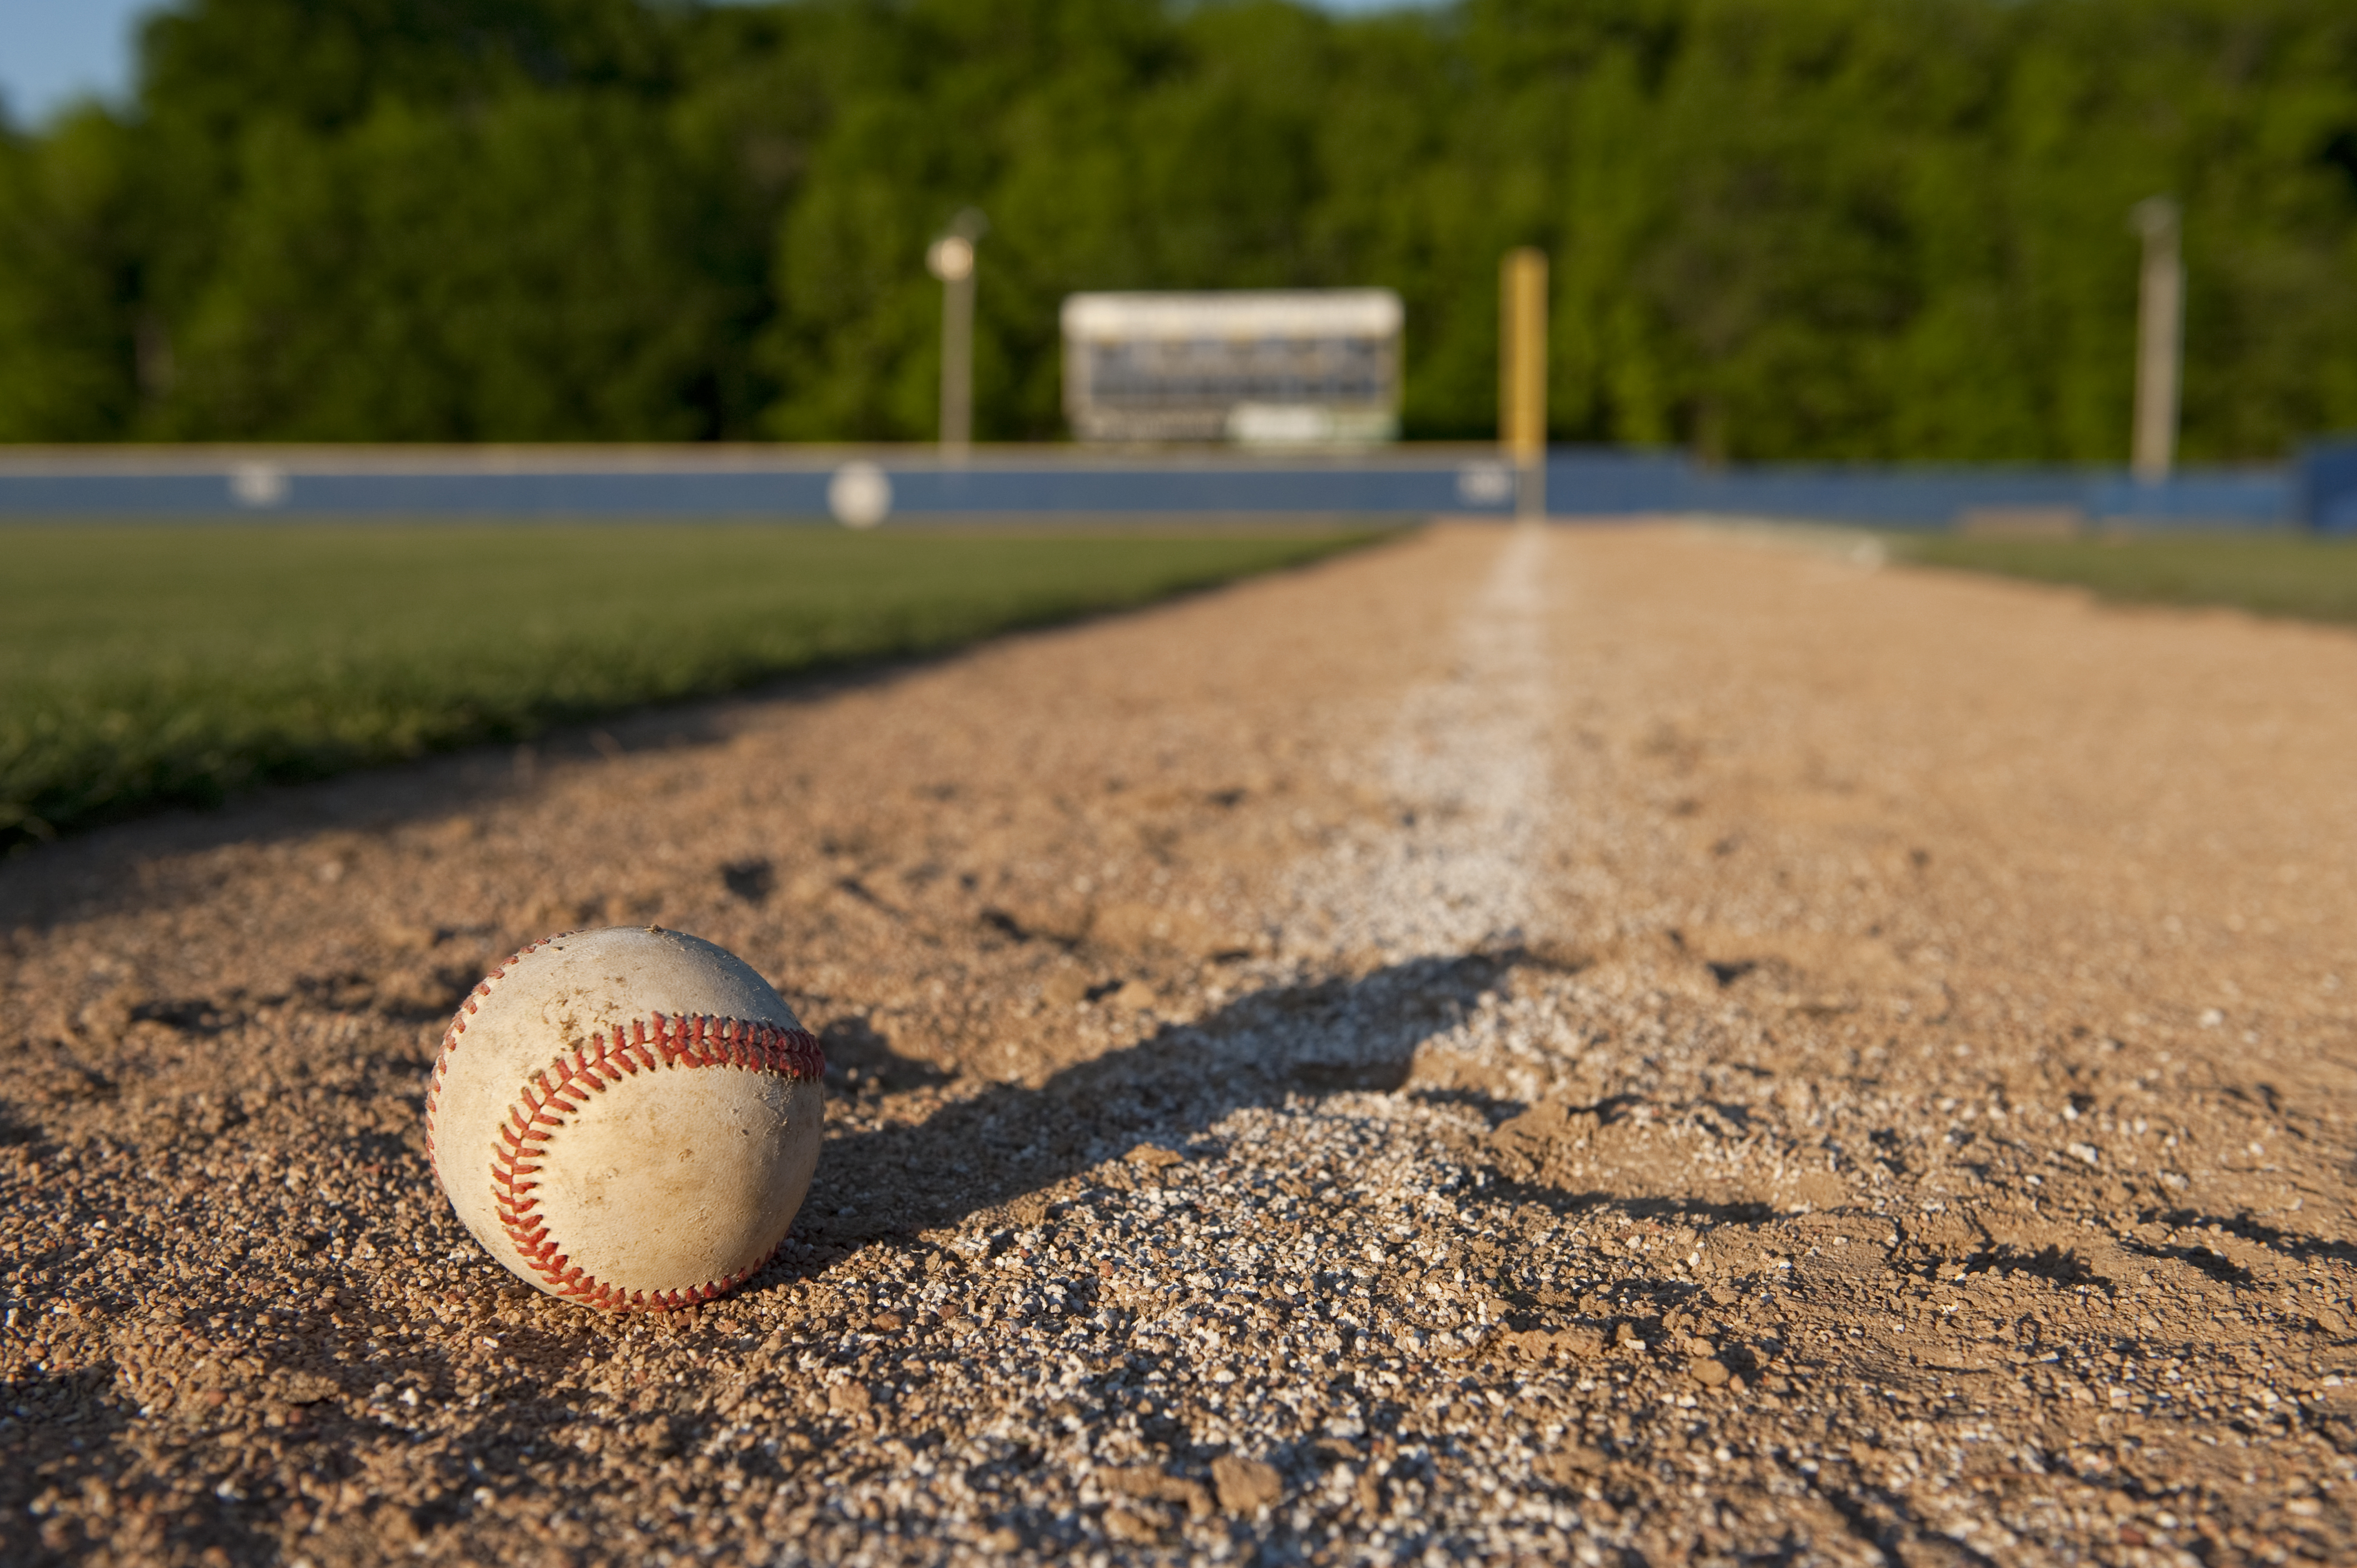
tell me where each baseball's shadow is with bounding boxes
[784,947,1534,1261]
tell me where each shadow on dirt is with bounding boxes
[1947,1243,2113,1289]
[2136,1208,2357,1269]
[818,1014,954,1095]
[0,1103,42,1150]
[780,942,1876,1277]
[786,948,1526,1257]
[0,1368,282,1568]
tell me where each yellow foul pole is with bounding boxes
[1500,247,1548,519]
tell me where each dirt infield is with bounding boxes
[4,521,2354,1566]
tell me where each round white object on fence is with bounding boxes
[1457,462,1515,507]
[229,462,289,508]
[828,462,893,528]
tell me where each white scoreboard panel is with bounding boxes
[1062,290,1403,446]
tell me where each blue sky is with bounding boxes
[0,0,1435,128]
[0,0,153,126]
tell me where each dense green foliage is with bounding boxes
[1890,532,2357,622]
[0,522,1383,845]
[4,0,2356,458]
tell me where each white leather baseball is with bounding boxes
[424,926,825,1310]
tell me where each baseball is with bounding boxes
[424,926,826,1310]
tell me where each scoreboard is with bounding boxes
[1062,290,1403,446]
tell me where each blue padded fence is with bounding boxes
[2297,439,2357,534]
[0,444,2319,529]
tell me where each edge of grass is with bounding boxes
[1880,529,2357,628]
[2,522,1405,852]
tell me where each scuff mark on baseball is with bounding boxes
[425,926,825,1310]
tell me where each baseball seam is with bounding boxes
[488,1013,825,1311]
[424,931,569,1168]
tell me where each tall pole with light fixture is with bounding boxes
[927,209,988,463]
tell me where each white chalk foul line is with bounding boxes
[1285,523,1555,965]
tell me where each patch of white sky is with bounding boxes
[0,0,1440,131]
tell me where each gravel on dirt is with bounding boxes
[3,520,2354,1566]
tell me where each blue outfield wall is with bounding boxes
[2298,438,2357,534]
[0,444,2321,528]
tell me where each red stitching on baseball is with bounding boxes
[487,1014,824,1312]
[423,932,570,1164]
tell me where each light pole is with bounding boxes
[926,209,987,462]
[2130,196,2182,486]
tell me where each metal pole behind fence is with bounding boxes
[927,210,987,464]
[941,267,973,459]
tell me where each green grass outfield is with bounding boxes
[1886,532,2357,627]
[0,522,1390,848]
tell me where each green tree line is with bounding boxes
[3,0,2354,460]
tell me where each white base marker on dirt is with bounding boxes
[1286,521,1554,963]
